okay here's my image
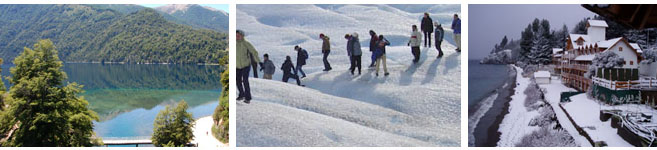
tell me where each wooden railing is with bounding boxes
[591,77,657,90]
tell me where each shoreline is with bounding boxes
[472,65,517,147]
[191,116,227,147]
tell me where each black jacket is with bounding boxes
[281,59,295,74]
[296,49,307,66]
[421,17,434,33]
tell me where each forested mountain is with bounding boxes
[0,4,227,64]
[91,4,229,32]
[156,4,229,32]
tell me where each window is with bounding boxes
[630,61,634,65]
[619,47,623,51]
[624,61,627,65]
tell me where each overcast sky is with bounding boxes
[469,4,596,60]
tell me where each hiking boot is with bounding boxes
[384,72,389,76]
[244,99,250,104]
[237,96,244,101]
[376,73,379,76]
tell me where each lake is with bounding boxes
[0,63,222,140]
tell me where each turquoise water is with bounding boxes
[0,63,222,139]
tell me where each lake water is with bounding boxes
[468,60,509,109]
[0,63,222,140]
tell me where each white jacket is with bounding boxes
[408,30,422,47]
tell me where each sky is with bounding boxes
[140,4,229,12]
[469,4,596,60]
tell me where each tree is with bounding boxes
[212,69,229,143]
[587,50,625,78]
[152,100,195,147]
[520,24,534,63]
[528,28,552,65]
[0,58,4,110]
[0,39,100,146]
[572,18,589,34]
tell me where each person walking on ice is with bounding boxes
[421,12,434,48]
[375,34,390,76]
[346,32,362,75]
[407,25,422,63]
[434,21,445,58]
[294,45,308,78]
[368,30,379,68]
[452,14,461,52]
[281,56,303,86]
[236,30,260,104]
[260,53,275,80]
[320,33,332,71]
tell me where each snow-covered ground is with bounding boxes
[236,4,460,146]
[563,94,641,147]
[538,79,592,146]
[497,66,542,146]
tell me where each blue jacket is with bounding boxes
[435,25,444,42]
[452,18,461,34]
[261,59,276,75]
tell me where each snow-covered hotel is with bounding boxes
[560,20,643,92]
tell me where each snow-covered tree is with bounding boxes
[586,50,625,78]
[527,23,553,65]
[641,48,657,64]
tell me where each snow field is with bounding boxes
[236,4,461,146]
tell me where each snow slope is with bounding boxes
[236,4,461,147]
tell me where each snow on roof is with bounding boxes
[569,34,590,48]
[574,54,595,61]
[554,54,563,57]
[597,37,623,48]
[534,71,551,78]
[588,20,609,27]
[630,43,643,53]
[553,48,563,54]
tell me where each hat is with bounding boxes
[434,21,440,27]
[236,30,245,36]
[294,45,300,50]
[352,32,358,38]
[264,53,269,57]
[319,33,325,38]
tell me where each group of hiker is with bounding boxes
[235,13,461,104]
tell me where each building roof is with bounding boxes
[597,37,623,48]
[583,4,657,30]
[569,34,590,49]
[630,43,643,53]
[534,71,551,78]
[574,54,595,61]
[588,20,609,27]
[553,48,563,54]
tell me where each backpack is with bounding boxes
[302,49,309,60]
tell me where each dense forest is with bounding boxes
[0,4,227,64]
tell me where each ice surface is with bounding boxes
[236,4,460,147]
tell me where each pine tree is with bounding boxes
[572,18,589,34]
[520,24,534,63]
[0,39,100,146]
[152,100,195,147]
[500,36,509,49]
